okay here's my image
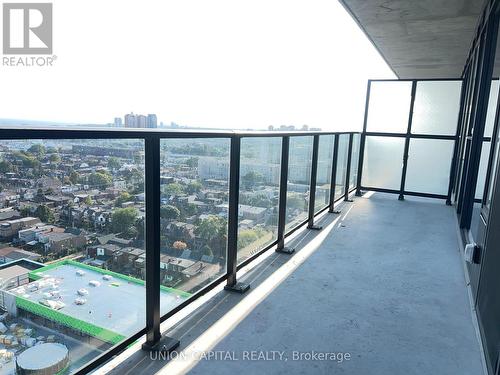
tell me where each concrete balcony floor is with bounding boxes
[102,193,484,375]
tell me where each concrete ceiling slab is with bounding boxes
[340,0,485,78]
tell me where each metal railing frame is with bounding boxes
[0,126,359,374]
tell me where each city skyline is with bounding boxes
[0,0,393,131]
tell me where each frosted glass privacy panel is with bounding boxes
[411,81,462,135]
[362,136,405,190]
[484,80,499,138]
[405,139,454,195]
[476,141,491,200]
[366,81,412,133]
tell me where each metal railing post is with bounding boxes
[224,136,250,293]
[276,136,295,253]
[329,134,340,213]
[399,80,417,201]
[142,136,179,353]
[344,133,353,201]
[356,80,371,196]
[307,135,322,230]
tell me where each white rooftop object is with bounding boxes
[74,298,87,305]
[77,288,89,296]
[39,299,65,310]
[16,343,69,374]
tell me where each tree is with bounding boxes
[160,205,180,221]
[35,204,55,223]
[19,206,31,217]
[130,183,144,194]
[242,171,263,188]
[69,171,80,185]
[123,168,143,184]
[287,194,305,210]
[28,144,46,156]
[180,203,197,219]
[111,207,138,233]
[123,226,138,239]
[186,157,198,168]
[173,241,187,251]
[237,229,260,250]
[88,172,112,188]
[108,157,121,170]
[195,216,227,255]
[241,193,272,208]
[201,244,213,257]
[0,160,13,173]
[186,181,202,194]
[83,196,93,205]
[114,192,132,207]
[164,183,184,196]
[49,153,61,163]
[13,152,40,169]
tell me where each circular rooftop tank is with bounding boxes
[16,342,69,375]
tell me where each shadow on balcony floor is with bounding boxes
[103,193,483,375]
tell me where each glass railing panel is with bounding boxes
[237,137,281,263]
[0,139,144,373]
[335,134,349,197]
[314,135,334,213]
[285,136,313,232]
[349,134,360,190]
[159,138,230,314]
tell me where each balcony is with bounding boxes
[0,84,492,374]
[102,192,484,375]
[2,1,500,374]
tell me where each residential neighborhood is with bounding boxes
[0,139,311,296]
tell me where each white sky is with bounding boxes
[0,0,394,130]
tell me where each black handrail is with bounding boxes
[0,126,359,374]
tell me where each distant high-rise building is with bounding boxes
[124,113,137,128]
[137,115,147,128]
[147,114,157,128]
[123,112,158,128]
[114,117,123,127]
